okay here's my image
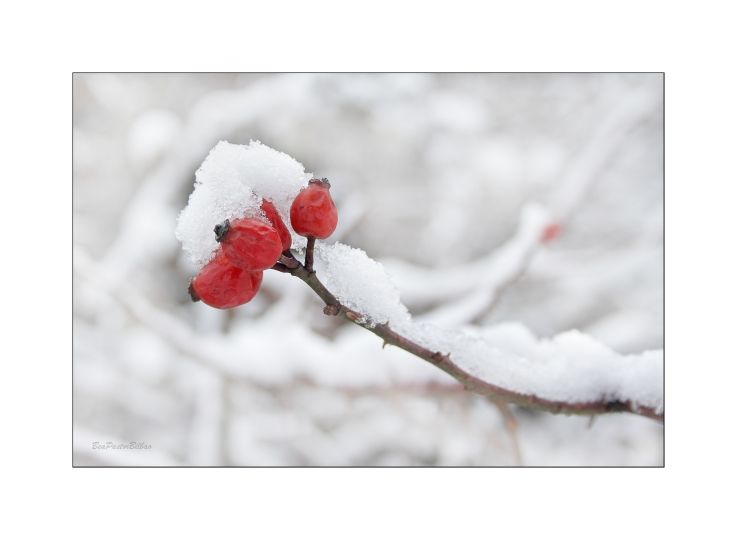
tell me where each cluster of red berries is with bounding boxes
[188,179,338,309]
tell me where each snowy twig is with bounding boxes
[277,253,664,423]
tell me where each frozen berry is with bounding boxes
[290,178,338,240]
[215,217,282,271]
[260,199,292,253]
[189,249,263,309]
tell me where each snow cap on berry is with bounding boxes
[176,141,312,269]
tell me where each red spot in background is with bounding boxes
[540,223,561,243]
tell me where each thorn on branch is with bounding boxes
[382,341,389,349]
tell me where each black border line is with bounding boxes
[72,72,665,469]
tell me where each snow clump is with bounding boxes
[316,242,411,328]
[176,140,312,269]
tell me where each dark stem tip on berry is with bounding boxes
[214,219,230,242]
[188,279,200,302]
[309,177,330,188]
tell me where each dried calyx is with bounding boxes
[214,220,230,242]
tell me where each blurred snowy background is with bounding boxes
[73,73,663,466]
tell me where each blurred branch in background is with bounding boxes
[73,73,663,466]
[385,88,660,329]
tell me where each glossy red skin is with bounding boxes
[191,250,263,309]
[221,217,282,271]
[260,199,292,252]
[290,181,338,239]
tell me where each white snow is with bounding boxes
[175,140,312,268]
[127,109,182,168]
[317,242,411,328]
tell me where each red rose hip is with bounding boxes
[215,217,282,271]
[290,178,338,240]
[260,199,292,253]
[189,249,263,309]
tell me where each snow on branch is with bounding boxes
[304,244,663,421]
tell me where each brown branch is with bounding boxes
[277,256,664,423]
[270,262,291,273]
[305,237,316,273]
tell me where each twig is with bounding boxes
[270,262,290,273]
[305,237,316,273]
[488,398,523,466]
[279,255,664,423]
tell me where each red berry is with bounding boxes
[189,249,263,309]
[215,217,282,271]
[290,178,338,240]
[540,223,561,243]
[260,199,292,253]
